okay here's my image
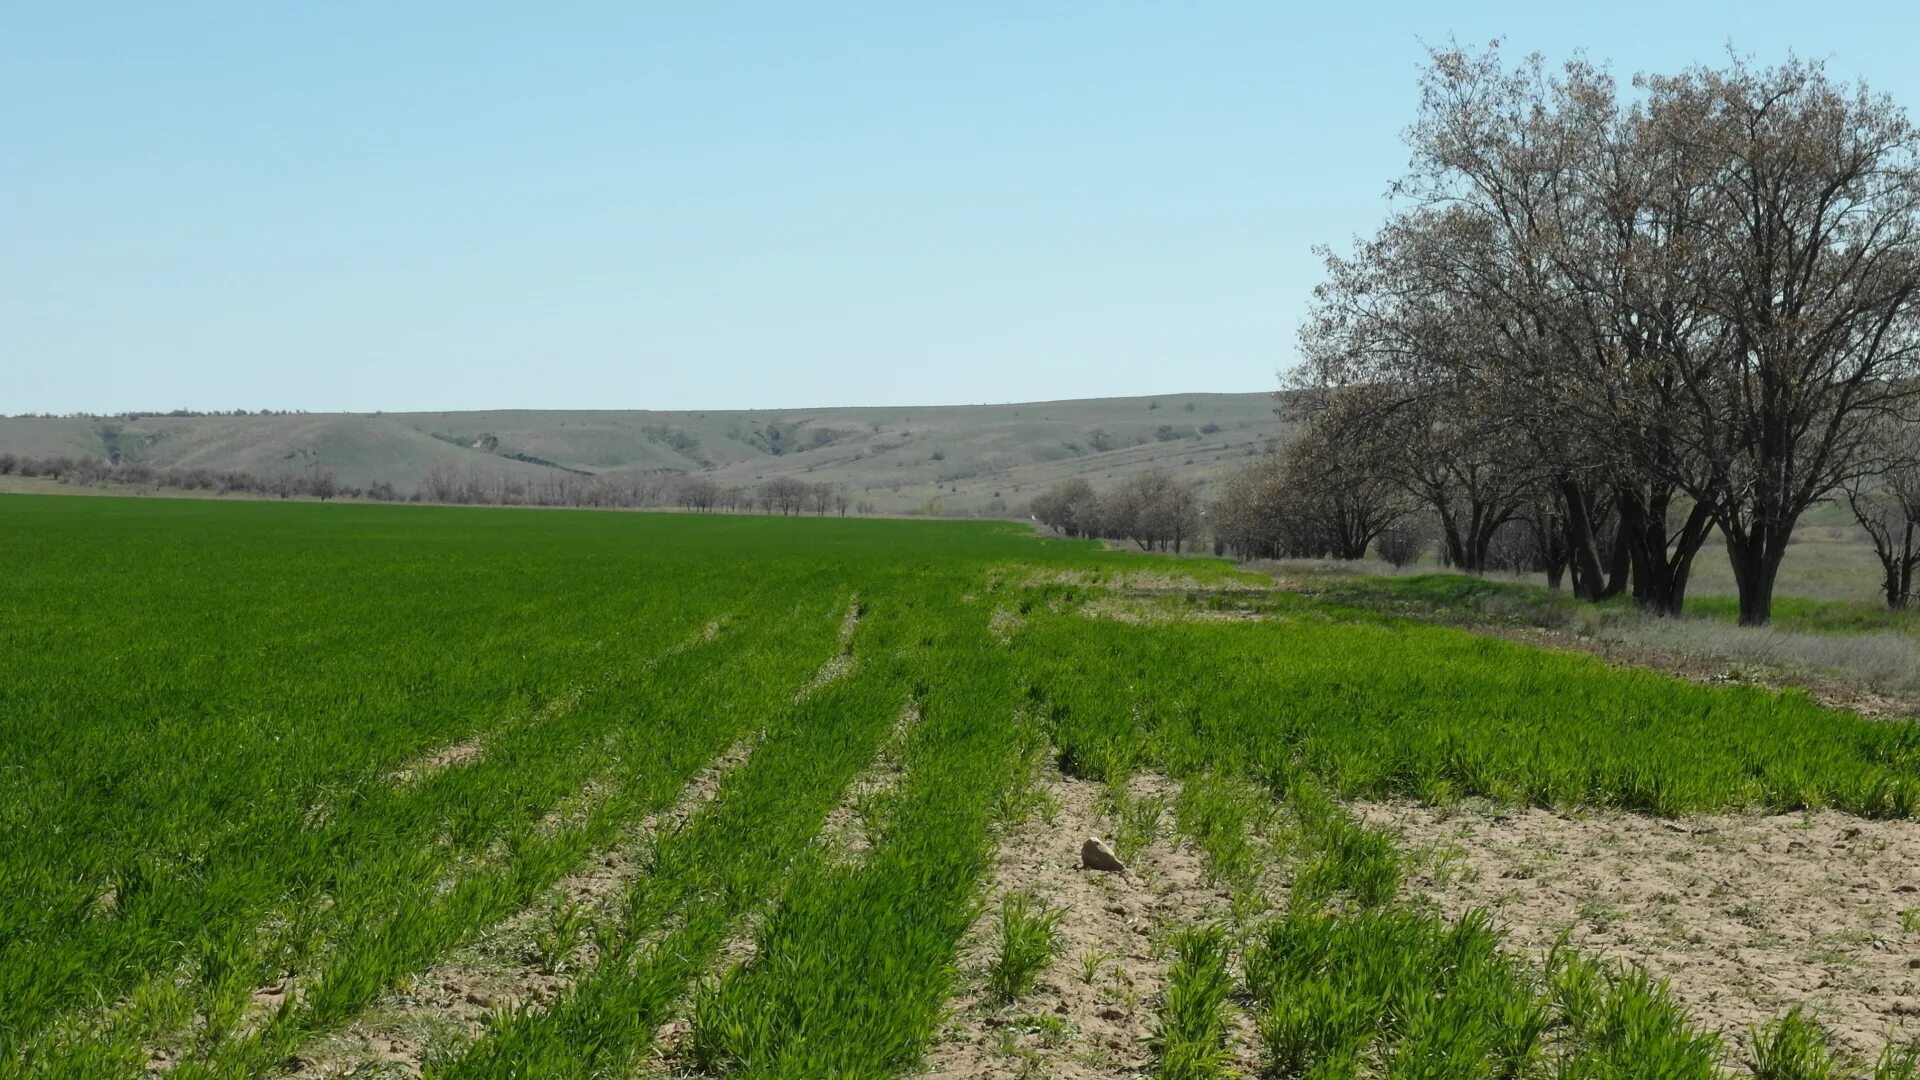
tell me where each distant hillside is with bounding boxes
[0,393,1291,513]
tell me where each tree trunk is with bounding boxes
[1615,495,1713,616]
[1465,509,1506,575]
[1558,477,1608,601]
[1894,521,1917,609]
[1725,529,1788,626]
[1441,529,1469,570]
[1599,520,1630,601]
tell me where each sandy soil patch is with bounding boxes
[1358,800,1920,1059]
[386,739,485,786]
[919,772,1232,1079]
[1018,566,1259,594]
[281,734,764,1078]
[1074,593,1273,626]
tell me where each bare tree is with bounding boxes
[1030,478,1100,538]
[1376,518,1432,568]
[307,466,339,501]
[1277,413,1414,561]
[1844,416,1920,607]
[1124,470,1203,553]
[1302,44,1920,623]
[1651,59,1920,623]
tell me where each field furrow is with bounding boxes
[163,598,858,1079]
[296,727,761,1076]
[429,607,901,1078]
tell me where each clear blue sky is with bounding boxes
[6,2,1917,414]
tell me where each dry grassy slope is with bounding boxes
[1,393,1290,511]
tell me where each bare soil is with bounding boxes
[386,739,484,786]
[1358,800,1920,1060]
[919,772,1230,1079]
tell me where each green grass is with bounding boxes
[1302,572,1588,627]
[9,493,1920,1077]
[1018,594,1920,817]
[1687,594,1920,634]
[1748,1008,1847,1080]
[985,892,1064,1004]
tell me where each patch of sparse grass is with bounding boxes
[1077,944,1108,985]
[1877,1040,1920,1080]
[1113,793,1168,864]
[1244,906,1725,1079]
[1173,773,1268,891]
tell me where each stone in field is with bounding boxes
[1080,837,1124,872]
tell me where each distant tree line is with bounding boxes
[1029,470,1203,552]
[5,409,314,419]
[0,452,878,518]
[410,468,855,516]
[0,453,349,500]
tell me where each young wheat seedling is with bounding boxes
[532,901,590,976]
[1078,943,1107,985]
[988,891,1064,1003]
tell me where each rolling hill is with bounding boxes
[0,393,1291,513]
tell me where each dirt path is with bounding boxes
[1360,800,1920,1060]
[919,771,1230,1079]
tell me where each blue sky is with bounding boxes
[5,2,1917,414]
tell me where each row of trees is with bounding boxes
[1029,470,1204,552]
[1289,45,1920,623]
[0,454,349,500]
[1,453,869,518]
[412,467,857,515]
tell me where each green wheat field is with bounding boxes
[6,495,1919,1079]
